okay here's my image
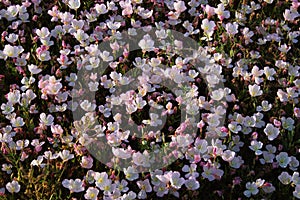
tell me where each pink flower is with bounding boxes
[80,156,93,169]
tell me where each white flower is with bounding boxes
[137,7,153,19]
[132,151,151,167]
[228,122,242,134]
[3,44,24,58]
[124,166,139,181]
[67,0,81,10]
[5,33,18,43]
[293,185,300,199]
[80,100,96,112]
[11,117,25,127]
[281,117,295,131]
[28,64,42,74]
[264,0,273,4]
[39,113,54,126]
[221,150,236,162]
[59,150,74,162]
[94,172,109,188]
[30,156,46,168]
[182,164,199,178]
[84,187,99,200]
[256,100,272,112]
[264,123,279,141]
[243,182,258,197]
[99,51,113,62]
[201,19,216,39]
[249,140,263,155]
[211,88,225,101]
[2,164,12,174]
[184,178,200,190]
[137,179,152,199]
[229,156,244,169]
[225,22,239,36]
[138,34,154,52]
[73,29,88,42]
[292,172,300,185]
[248,84,263,97]
[112,147,132,159]
[62,179,84,193]
[36,27,50,39]
[6,180,20,193]
[278,172,292,185]
[174,1,187,13]
[95,4,108,15]
[170,171,185,189]
[276,152,291,168]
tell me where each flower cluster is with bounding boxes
[0,0,299,199]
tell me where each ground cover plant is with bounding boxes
[0,0,299,199]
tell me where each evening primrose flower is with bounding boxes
[2,164,12,174]
[39,113,54,126]
[185,177,200,190]
[154,183,169,197]
[137,179,152,199]
[201,19,216,40]
[6,180,20,194]
[214,3,230,20]
[289,156,299,171]
[3,44,24,58]
[276,152,291,168]
[182,164,199,178]
[28,64,42,74]
[30,156,46,168]
[228,122,242,134]
[174,1,187,13]
[170,171,185,189]
[80,156,93,169]
[229,156,244,169]
[243,182,259,197]
[62,179,84,193]
[94,172,109,189]
[124,166,139,181]
[278,172,292,185]
[221,150,236,162]
[1,102,14,115]
[293,185,300,199]
[11,117,25,127]
[264,123,279,141]
[256,100,272,112]
[5,33,18,43]
[58,150,74,162]
[248,84,263,97]
[249,140,263,155]
[67,0,81,10]
[281,117,295,131]
[84,187,99,200]
[138,34,154,52]
[225,22,238,36]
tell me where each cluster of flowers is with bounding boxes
[0,0,299,199]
